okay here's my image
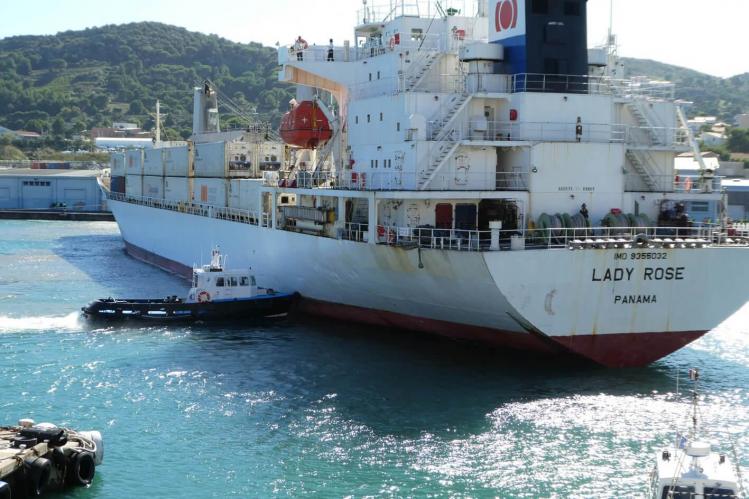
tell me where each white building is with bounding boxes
[699,131,726,147]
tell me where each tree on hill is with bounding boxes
[0,22,293,139]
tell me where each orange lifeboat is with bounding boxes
[279,100,333,149]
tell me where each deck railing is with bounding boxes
[109,193,746,253]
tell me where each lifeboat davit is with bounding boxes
[279,100,333,149]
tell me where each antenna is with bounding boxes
[689,368,699,440]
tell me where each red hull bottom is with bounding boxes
[124,241,706,367]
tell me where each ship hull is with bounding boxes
[109,199,749,367]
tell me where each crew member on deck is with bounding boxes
[327,39,334,61]
[575,117,583,142]
[294,36,308,61]
[580,203,589,221]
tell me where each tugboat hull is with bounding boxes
[82,293,297,322]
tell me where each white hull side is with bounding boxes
[109,199,749,366]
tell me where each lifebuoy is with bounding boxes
[198,291,211,303]
[389,37,395,50]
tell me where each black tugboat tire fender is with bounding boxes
[25,456,51,496]
[67,451,95,486]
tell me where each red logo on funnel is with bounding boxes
[495,0,518,33]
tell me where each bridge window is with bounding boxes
[216,277,225,287]
[229,276,238,287]
[240,276,250,286]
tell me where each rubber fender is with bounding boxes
[0,481,10,499]
[78,431,104,466]
[67,452,95,486]
[25,457,51,496]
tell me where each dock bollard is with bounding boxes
[490,221,502,251]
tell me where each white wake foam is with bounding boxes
[0,312,83,332]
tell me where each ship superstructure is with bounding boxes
[105,0,749,367]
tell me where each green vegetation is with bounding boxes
[623,58,749,118]
[0,22,293,141]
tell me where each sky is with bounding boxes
[0,0,747,78]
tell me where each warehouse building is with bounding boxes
[0,168,105,211]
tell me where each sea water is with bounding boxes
[0,220,747,498]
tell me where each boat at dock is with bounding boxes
[82,248,297,321]
[102,0,749,367]
[0,419,103,497]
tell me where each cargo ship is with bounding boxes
[105,0,749,367]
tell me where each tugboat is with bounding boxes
[82,248,297,321]
[648,369,746,498]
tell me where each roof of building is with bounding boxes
[723,178,749,190]
[0,168,100,178]
[15,130,42,138]
[674,156,721,171]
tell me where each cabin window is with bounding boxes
[367,114,371,123]
[216,277,225,287]
[661,486,695,499]
[379,112,383,121]
[704,488,736,499]
[355,115,359,124]
[369,73,372,81]
[564,1,580,16]
[229,276,238,287]
[251,276,257,286]
[240,276,250,286]
[377,71,380,79]
[396,122,401,132]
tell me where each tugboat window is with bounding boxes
[704,488,736,499]
[216,277,225,287]
[251,276,257,286]
[240,277,250,286]
[229,277,238,287]
[661,486,695,499]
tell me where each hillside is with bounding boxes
[622,58,749,119]
[0,22,293,139]
[0,22,747,143]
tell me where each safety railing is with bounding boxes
[428,120,627,144]
[110,191,746,251]
[108,192,261,226]
[372,223,743,251]
[342,222,368,242]
[510,74,676,99]
[624,174,723,193]
[626,126,690,147]
[263,169,529,192]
